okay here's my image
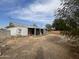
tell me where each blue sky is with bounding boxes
[0,0,61,28]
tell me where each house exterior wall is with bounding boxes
[7,26,46,36]
[20,27,28,36]
[8,28,17,36]
[7,27,28,36]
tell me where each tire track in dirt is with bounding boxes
[0,34,74,59]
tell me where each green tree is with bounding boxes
[6,22,15,28]
[46,24,52,31]
[57,0,79,37]
[52,19,67,31]
[56,0,79,54]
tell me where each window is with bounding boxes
[18,29,22,34]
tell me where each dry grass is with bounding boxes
[0,33,77,59]
[48,31,60,34]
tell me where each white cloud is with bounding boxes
[30,0,60,13]
[8,0,61,25]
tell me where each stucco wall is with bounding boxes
[7,27,28,36]
[8,28,17,36]
[21,28,28,36]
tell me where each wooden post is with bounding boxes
[34,28,36,36]
[40,29,42,35]
[43,29,46,35]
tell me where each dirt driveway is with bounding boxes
[0,34,74,59]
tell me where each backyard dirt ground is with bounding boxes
[0,32,78,59]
